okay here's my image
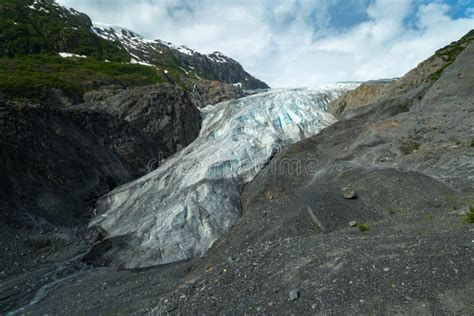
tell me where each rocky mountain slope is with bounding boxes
[0,0,265,227]
[0,4,472,312]
[0,1,269,312]
[327,79,393,118]
[147,30,474,314]
[92,24,268,90]
[0,0,267,105]
[0,84,200,228]
[329,30,474,119]
[10,30,473,315]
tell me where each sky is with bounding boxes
[57,0,474,87]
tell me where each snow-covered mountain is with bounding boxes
[88,84,358,268]
[92,23,269,90]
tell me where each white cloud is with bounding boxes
[57,0,474,87]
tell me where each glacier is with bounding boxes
[89,85,358,268]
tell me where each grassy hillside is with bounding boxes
[0,54,165,101]
[0,0,129,61]
[430,30,474,81]
[0,0,194,102]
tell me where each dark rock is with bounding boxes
[77,84,201,155]
[289,289,300,301]
[0,84,201,226]
[182,79,245,107]
[0,102,132,226]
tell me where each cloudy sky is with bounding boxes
[57,0,474,87]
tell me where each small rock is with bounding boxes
[342,187,356,199]
[349,220,357,227]
[289,289,300,301]
[311,303,318,310]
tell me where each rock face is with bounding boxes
[0,84,201,226]
[329,30,474,119]
[85,86,354,268]
[76,84,201,167]
[183,79,245,108]
[327,80,392,118]
[0,101,132,226]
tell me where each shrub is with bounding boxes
[464,205,474,224]
[411,143,421,152]
[357,223,370,232]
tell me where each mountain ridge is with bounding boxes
[91,23,268,90]
[0,0,268,104]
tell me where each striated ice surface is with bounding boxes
[90,85,358,268]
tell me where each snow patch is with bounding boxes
[91,22,236,70]
[130,59,153,67]
[59,52,86,58]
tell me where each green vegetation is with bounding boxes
[0,0,129,61]
[388,205,408,215]
[0,0,210,102]
[430,30,474,81]
[388,201,409,215]
[410,142,421,152]
[470,139,474,147]
[357,223,370,232]
[443,192,461,210]
[399,102,411,111]
[0,54,165,101]
[444,192,456,201]
[464,205,474,224]
[0,1,202,101]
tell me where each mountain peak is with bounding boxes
[91,22,269,89]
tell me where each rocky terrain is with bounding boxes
[0,0,472,313]
[149,31,474,314]
[327,79,393,118]
[0,30,471,315]
[0,3,268,311]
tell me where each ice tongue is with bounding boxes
[88,85,357,268]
